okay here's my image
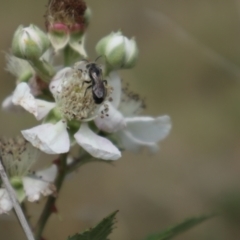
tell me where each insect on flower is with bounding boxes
[81,59,107,104]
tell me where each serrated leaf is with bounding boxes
[67,210,118,240]
[144,214,215,240]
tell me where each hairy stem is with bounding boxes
[35,153,68,240]
[0,157,35,240]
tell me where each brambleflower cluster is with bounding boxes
[2,0,171,162]
[0,0,171,237]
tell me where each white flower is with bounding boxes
[95,72,172,152]
[17,66,121,160]
[0,137,57,214]
[0,164,57,214]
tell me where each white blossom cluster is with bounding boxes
[0,0,171,214]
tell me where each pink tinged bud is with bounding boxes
[69,23,85,33]
[48,23,70,52]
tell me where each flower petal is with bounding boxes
[35,99,56,120]
[23,165,57,202]
[118,89,145,117]
[94,102,126,133]
[21,120,70,154]
[115,130,159,152]
[0,189,13,214]
[108,71,122,108]
[12,82,38,117]
[125,115,171,143]
[74,123,121,160]
[49,67,72,96]
[2,94,24,112]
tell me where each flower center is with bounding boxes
[0,136,39,178]
[55,65,100,121]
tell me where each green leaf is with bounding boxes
[144,214,215,240]
[67,210,118,240]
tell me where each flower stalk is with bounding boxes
[35,153,68,240]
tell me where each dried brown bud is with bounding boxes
[45,0,87,31]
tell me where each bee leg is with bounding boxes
[81,80,92,88]
[84,85,92,97]
[103,80,107,85]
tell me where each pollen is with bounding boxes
[0,136,39,178]
[55,66,99,121]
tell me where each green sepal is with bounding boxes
[67,210,118,240]
[67,119,81,143]
[43,107,62,124]
[10,177,25,202]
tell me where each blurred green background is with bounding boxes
[1,0,240,239]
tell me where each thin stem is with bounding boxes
[0,157,35,240]
[146,9,240,79]
[35,153,68,240]
[67,151,114,175]
[67,151,92,174]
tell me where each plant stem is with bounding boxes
[35,153,68,240]
[0,157,35,240]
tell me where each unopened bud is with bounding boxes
[45,0,88,55]
[96,31,139,70]
[12,25,50,60]
[47,23,70,52]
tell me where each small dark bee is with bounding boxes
[82,62,107,104]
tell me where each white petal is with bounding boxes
[0,189,13,214]
[108,71,122,108]
[94,102,126,133]
[49,67,72,95]
[23,165,57,202]
[21,121,70,154]
[74,123,121,160]
[118,90,144,117]
[115,130,159,152]
[2,95,24,112]
[12,82,38,117]
[125,115,171,143]
[35,99,56,120]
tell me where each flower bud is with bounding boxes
[96,31,139,70]
[47,23,70,52]
[45,0,88,55]
[12,24,50,60]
